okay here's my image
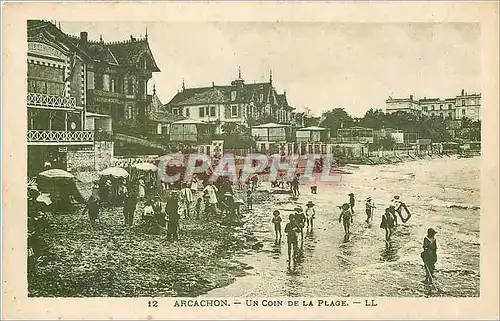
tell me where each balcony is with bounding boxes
[28,130,94,145]
[87,89,125,104]
[27,93,76,109]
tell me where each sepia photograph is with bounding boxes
[2,1,499,320]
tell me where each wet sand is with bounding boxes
[205,156,480,297]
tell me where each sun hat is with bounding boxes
[294,206,303,212]
[341,203,350,210]
[306,201,315,207]
[273,210,280,216]
[366,197,372,201]
[348,193,354,196]
[427,228,437,235]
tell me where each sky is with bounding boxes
[59,21,481,118]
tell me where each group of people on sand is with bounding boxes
[81,172,257,242]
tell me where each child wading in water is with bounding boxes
[380,207,395,241]
[284,214,299,266]
[272,210,282,243]
[305,201,316,231]
[338,203,353,235]
[348,193,355,213]
[365,197,376,224]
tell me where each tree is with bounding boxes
[371,136,397,150]
[319,108,354,136]
[221,122,255,149]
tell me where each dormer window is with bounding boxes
[231,91,236,101]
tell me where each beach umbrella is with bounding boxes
[132,162,158,172]
[38,169,74,180]
[99,167,129,178]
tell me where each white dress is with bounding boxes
[203,185,219,205]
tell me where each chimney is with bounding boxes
[461,89,465,96]
[80,31,88,45]
[410,94,413,100]
[212,81,215,88]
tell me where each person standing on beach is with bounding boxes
[246,189,253,210]
[138,176,146,200]
[291,174,300,197]
[421,228,438,284]
[294,207,306,246]
[391,195,411,224]
[122,192,137,226]
[338,203,353,235]
[180,183,193,219]
[365,197,376,224]
[348,193,355,213]
[272,210,282,243]
[82,196,100,227]
[166,193,180,242]
[305,201,316,231]
[284,214,299,266]
[203,181,219,217]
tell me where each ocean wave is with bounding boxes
[422,198,480,210]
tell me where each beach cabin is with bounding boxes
[296,126,331,154]
[335,126,374,144]
[169,119,213,143]
[251,122,292,154]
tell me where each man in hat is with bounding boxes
[305,201,316,231]
[338,203,353,235]
[365,197,376,224]
[421,228,438,284]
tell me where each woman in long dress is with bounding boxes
[138,177,146,200]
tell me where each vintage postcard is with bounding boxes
[2,1,499,320]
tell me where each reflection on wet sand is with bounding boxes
[381,241,400,262]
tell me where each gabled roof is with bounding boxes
[148,111,185,123]
[177,87,227,106]
[107,39,160,72]
[166,79,295,110]
[27,20,92,61]
[31,19,161,71]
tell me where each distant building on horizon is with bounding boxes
[386,89,481,121]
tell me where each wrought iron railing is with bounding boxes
[27,93,76,108]
[28,130,94,143]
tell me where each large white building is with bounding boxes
[386,89,481,121]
